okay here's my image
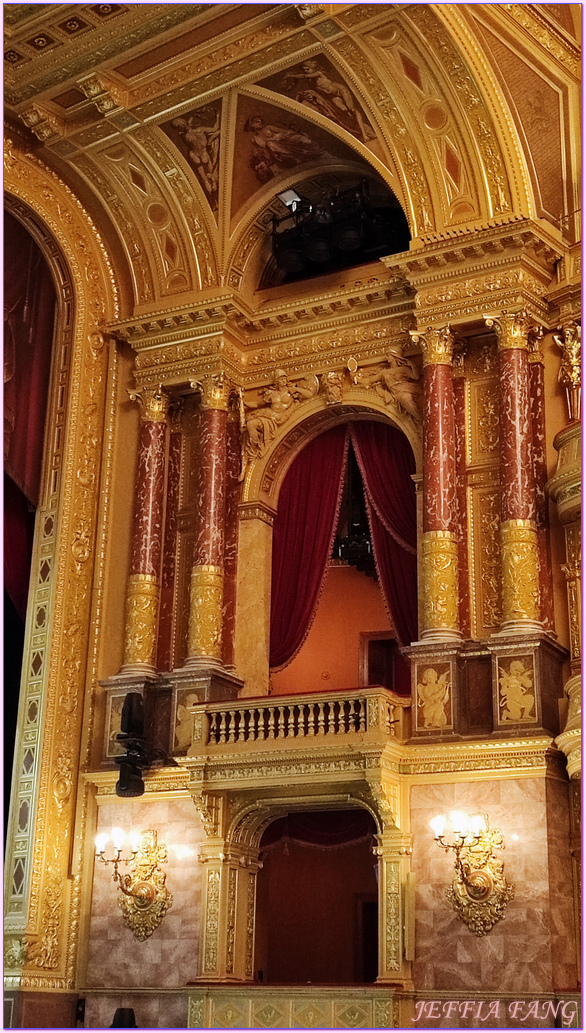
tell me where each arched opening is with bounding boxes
[4,209,57,833]
[269,419,417,696]
[255,809,379,984]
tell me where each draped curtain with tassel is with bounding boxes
[270,420,418,673]
[270,424,349,669]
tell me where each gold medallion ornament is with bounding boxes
[188,564,224,661]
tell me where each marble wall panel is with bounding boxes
[86,797,205,990]
[84,991,188,1029]
[410,776,577,992]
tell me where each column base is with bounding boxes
[417,629,463,644]
[118,662,157,678]
[493,619,545,637]
[169,664,243,703]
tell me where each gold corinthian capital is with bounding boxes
[128,385,171,422]
[410,326,454,366]
[191,374,231,411]
[420,531,460,639]
[484,311,532,350]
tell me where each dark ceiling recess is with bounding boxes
[261,176,411,288]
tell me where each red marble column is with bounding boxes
[528,331,555,630]
[222,402,241,668]
[486,313,541,630]
[157,427,182,671]
[186,376,229,664]
[453,357,471,639]
[413,326,460,640]
[122,387,170,673]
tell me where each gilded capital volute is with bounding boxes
[192,374,231,411]
[485,311,532,351]
[410,326,454,366]
[129,385,170,422]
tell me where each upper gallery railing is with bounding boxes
[181,687,411,757]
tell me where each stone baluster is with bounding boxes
[486,312,541,632]
[412,326,461,641]
[121,386,170,674]
[186,375,229,665]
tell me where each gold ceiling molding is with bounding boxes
[500,4,580,79]
[426,4,533,219]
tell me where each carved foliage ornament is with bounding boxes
[446,825,514,935]
[115,831,173,941]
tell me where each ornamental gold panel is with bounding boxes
[500,520,540,625]
[420,531,459,635]
[122,574,160,670]
[470,486,502,638]
[188,565,224,661]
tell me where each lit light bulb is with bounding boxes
[450,811,468,837]
[468,814,487,838]
[95,832,109,855]
[430,815,446,839]
[111,827,126,851]
[128,830,142,854]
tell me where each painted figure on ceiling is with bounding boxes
[172,108,220,205]
[244,115,326,183]
[281,59,376,142]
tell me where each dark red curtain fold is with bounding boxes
[351,422,418,648]
[4,211,56,507]
[270,424,348,669]
[4,474,36,621]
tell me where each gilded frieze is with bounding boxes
[476,488,502,633]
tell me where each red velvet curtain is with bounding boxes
[4,211,56,506]
[351,422,418,648]
[270,424,348,668]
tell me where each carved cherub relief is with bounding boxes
[417,665,451,728]
[498,658,535,723]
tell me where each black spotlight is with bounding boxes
[110,1007,138,1028]
[115,692,147,799]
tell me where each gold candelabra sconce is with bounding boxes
[430,812,514,935]
[95,828,173,940]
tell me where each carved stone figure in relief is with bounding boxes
[498,659,535,722]
[175,693,199,751]
[417,667,450,728]
[357,349,422,422]
[321,369,344,404]
[240,369,319,476]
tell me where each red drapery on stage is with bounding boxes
[270,420,418,672]
[4,211,56,507]
[270,424,349,669]
[351,421,418,648]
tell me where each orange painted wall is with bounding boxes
[270,562,392,695]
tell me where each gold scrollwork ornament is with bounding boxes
[117,831,173,941]
[447,826,514,935]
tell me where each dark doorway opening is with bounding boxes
[256,809,378,984]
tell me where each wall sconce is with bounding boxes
[95,828,173,940]
[430,812,514,935]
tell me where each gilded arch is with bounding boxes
[4,134,118,987]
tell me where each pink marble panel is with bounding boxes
[423,363,457,532]
[193,406,227,566]
[86,798,205,990]
[130,420,167,576]
[410,776,578,993]
[498,349,535,522]
[84,992,188,1029]
[223,418,241,666]
[157,431,181,670]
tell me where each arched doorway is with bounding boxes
[255,809,379,985]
